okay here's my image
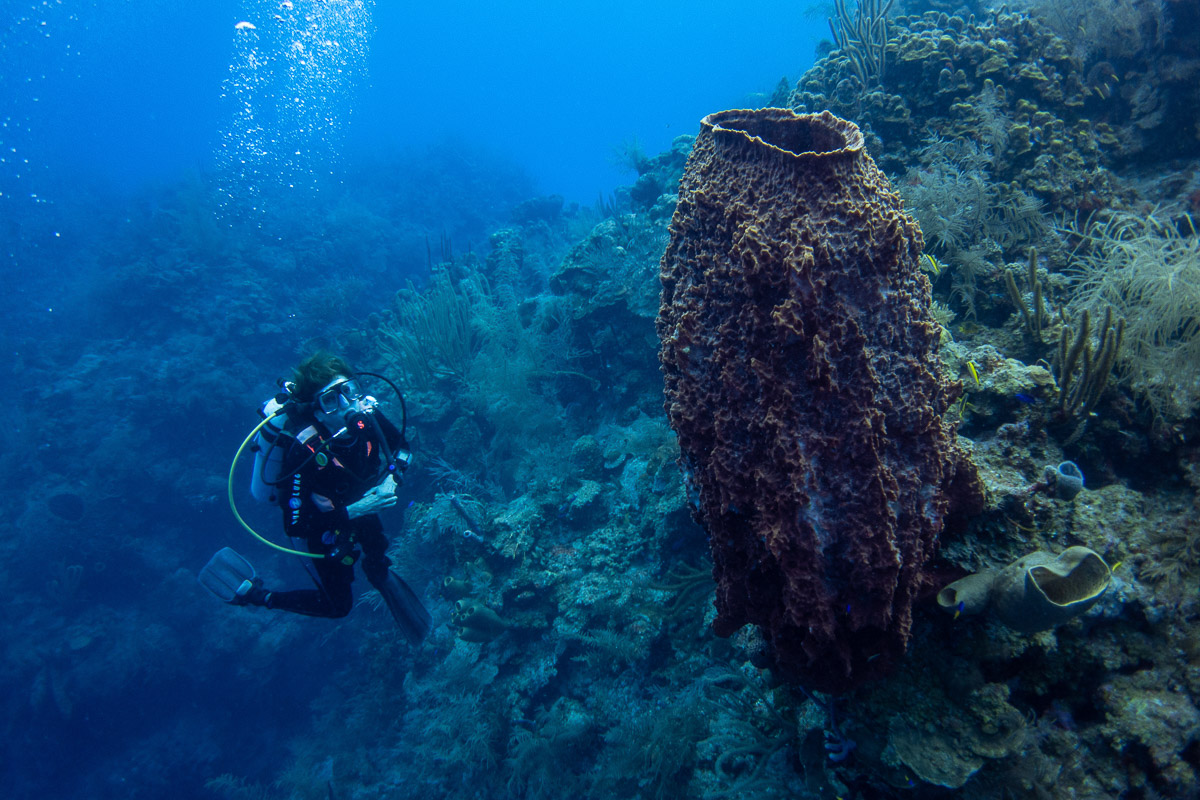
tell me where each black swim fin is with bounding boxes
[379,570,432,644]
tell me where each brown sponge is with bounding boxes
[658,108,983,692]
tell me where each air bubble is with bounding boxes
[216,0,374,214]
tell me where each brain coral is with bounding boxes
[658,108,983,693]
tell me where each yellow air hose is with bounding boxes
[227,410,324,558]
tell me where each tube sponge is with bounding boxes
[938,546,1113,633]
[1045,461,1085,500]
[452,598,507,642]
[442,576,473,600]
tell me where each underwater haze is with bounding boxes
[4,0,1200,799]
[3,0,815,203]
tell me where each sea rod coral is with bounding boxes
[658,108,984,693]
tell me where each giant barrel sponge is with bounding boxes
[658,109,984,692]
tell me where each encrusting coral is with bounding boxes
[791,7,1125,213]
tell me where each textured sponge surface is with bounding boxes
[658,108,984,692]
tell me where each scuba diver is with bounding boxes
[200,351,431,644]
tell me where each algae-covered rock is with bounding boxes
[569,434,604,476]
[886,720,984,788]
[940,341,1056,426]
[1068,484,1149,557]
[561,479,604,526]
[1099,669,1200,793]
[490,494,544,559]
[881,682,1029,789]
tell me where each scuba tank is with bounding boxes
[250,383,296,503]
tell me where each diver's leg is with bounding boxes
[359,527,430,642]
[358,527,392,589]
[262,555,355,618]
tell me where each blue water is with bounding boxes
[4,0,820,204]
[0,3,824,798]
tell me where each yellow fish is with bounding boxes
[967,360,981,387]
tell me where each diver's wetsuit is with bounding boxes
[267,410,405,618]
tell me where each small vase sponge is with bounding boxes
[937,546,1113,633]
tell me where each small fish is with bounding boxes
[1014,392,1040,404]
[920,253,943,276]
[1085,62,1118,100]
[966,360,981,387]
[1111,560,1123,571]
[953,600,965,620]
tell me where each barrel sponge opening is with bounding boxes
[703,108,864,158]
[1030,549,1110,606]
[939,547,1113,633]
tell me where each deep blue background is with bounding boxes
[0,5,824,796]
[3,0,822,205]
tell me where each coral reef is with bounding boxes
[791,8,1122,212]
[7,5,1200,798]
[658,108,983,692]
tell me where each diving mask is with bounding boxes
[315,378,364,415]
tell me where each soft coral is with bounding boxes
[1187,187,1200,215]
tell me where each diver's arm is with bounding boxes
[373,410,411,479]
[346,476,398,518]
[346,409,402,517]
[281,454,397,531]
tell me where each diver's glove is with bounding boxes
[347,475,399,519]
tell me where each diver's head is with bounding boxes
[292,352,367,427]
[293,351,355,401]
[313,374,370,429]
